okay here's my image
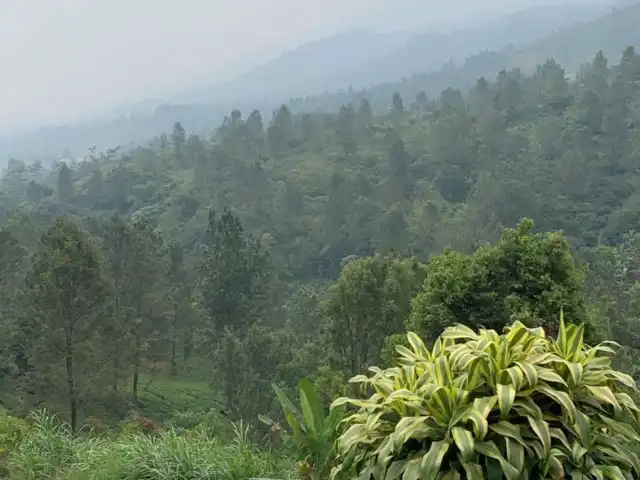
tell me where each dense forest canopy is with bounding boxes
[0,44,639,427]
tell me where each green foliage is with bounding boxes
[200,207,277,418]
[324,254,426,376]
[24,216,109,432]
[0,409,29,476]
[409,219,590,343]
[331,318,640,479]
[0,409,28,455]
[130,375,219,427]
[57,162,75,203]
[262,377,344,480]
[7,411,290,480]
[3,35,640,478]
[200,207,273,335]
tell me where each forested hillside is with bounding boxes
[0,44,640,433]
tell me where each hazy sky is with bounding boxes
[0,0,606,132]
[0,0,387,131]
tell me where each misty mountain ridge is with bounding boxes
[181,3,611,105]
[0,1,635,162]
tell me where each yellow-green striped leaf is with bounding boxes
[439,470,461,480]
[585,385,621,412]
[402,456,423,480]
[597,415,640,441]
[473,396,497,417]
[566,323,585,358]
[475,441,520,480]
[563,361,584,387]
[419,440,451,480]
[390,417,429,448]
[430,387,453,417]
[441,324,479,341]
[497,383,516,419]
[395,345,421,363]
[452,427,474,462]
[557,307,568,352]
[598,465,627,480]
[490,421,525,445]
[515,361,538,387]
[504,366,526,391]
[435,356,453,387]
[527,417,551,456]
[407,332,430,359]
[463,408,489,440]
[331,396,381,410]
[549,428,571,451]
[349,374,371,384]
[506,322,530,346]
[384,459,407,480]
[537,368,569,386]
[461,462,484,480]
[536,384,576,422]
[608,371,638,391]
[505,437,525,473]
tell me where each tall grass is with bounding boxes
[8,411,293,480]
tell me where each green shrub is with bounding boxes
[261,377,344,480]
[331,316,640,479]
[8,411,291,480]
[0,408,29,455]
[0,408,29,476]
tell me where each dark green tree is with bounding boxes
[391,92,404,116]
[167,242,193,376]
[24,217,108,431]
[408,219,590,343]
[358,98,374,125]
[335,104,357,154]
[324,254,425,376]
[99,213,134,395]
[126,215,167,403]
[171,121,187,164]
[57,162,75,202]
[200,207,273,416]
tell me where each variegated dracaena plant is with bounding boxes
[330,314,640,480]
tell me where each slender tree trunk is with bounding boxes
[350,317,358,376]
[183,329,192,362]
[132,295,142,404]
[112,287,120,394]
[133,332,140,403]
[170,303,178,376]
[225,336,234,416]
[112,354,119,394]
[65,324,77,433]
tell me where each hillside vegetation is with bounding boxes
[2,37,640,479]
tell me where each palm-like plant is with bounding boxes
[331,315,640,479]
[260,377,344,480]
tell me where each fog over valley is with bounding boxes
[0,0,620,161]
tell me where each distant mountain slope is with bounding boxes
[190,30,414,104]
[506,2,640,72]
[342,4,612,87]
[350,0,613,33]
[1,2,635,162]
[195,4,609,104]
[292,2,640,114]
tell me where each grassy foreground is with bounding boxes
[5,412,293,480]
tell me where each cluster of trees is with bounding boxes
[1,46,640,430]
